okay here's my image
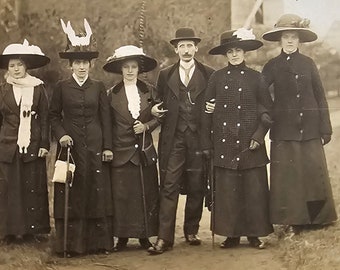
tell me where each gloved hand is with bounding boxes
[59,135,73,147]
[151,102,168,118]
[261,113,274,128]
[249,139,260,150]
[202,149,213,159]
[205,99,216,114]
[102,149,113,162]
[321,134,331,145]
[38,148,48,157]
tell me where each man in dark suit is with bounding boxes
[148,28,214,254]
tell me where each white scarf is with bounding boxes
[6,73,43,153]
[124,79,140,119]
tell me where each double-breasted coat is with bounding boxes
[201,62,273,237]
[109,80,159,238]
[262,50,337,225]
[49,76,113,253]
[0,82,50,237]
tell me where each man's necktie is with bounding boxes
[181,64,194,87]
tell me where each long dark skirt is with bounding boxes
[54,163,113,254]
[0,151,50,238]
[111,161,159,238]
[270,139,337,225]
[213,166,273,237]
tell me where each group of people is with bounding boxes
[0,13,337,257]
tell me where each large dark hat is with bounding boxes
[0,39,50,69]
[103,45,157,74]
[209,28,263,55]
[262,14,317,43]
[59,18,99,60]
[170,27,201,46]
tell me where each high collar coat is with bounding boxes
[0,82,49,163]
[200,63,272,170]
[154,59,214,174]
[262,50,332,141]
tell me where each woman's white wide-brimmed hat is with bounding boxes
[0,39,50,69]
[103,45,157,74]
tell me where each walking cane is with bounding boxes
[139,129,149,239]
[209,155,215,248]
[63,146,72,258]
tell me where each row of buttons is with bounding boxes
[227,70,245,75]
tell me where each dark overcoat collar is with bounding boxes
[166,59,209,99]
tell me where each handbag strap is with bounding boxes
[57,147,75,165]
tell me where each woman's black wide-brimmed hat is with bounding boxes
[262,14,318,43]
[103,45,157,74]
[169,27,201,46]
[59,18,99,60]
[209,28,263,55]
[0,39,50,69]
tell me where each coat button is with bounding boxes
[227,71,231,75]
[237,105,241,109]
[236,157,240,161]
[241,71,244,74]
[221,138,226,143]
[223,122,227,126]
[300,129,304,134]
[224,104,227,108]
[220,155,224,159]
[224,85,228,89]
[135,144,139,148]
[236,140,240,144]
[236,123,240,127]
[238,88,242,92]
[296,94,300,98]
[300,112,303,117]
[295,74,299,79]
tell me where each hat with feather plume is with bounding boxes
[59,18,99,59]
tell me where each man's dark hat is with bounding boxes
[262,14,317,43]
[59,18,99,60]
[209,28,263,55]
[170,27,201,46]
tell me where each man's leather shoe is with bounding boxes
[147,239,172,255]
[185,234,201,245]
[220,237,240,248]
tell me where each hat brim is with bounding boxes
[0,54,50,69]
[59,51,99,60]
[209,40,263,55]
[169,37,201,46]
[262,28,318,43]
[103,54,157,74]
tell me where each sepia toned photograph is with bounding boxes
[0,0,339,269]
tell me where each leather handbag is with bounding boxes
[52,148,76,184]
[140,129,157,167]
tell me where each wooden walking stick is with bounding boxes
[63,146,73,258]
[209,155,215,248]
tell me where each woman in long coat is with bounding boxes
[103,45,159,251]
[0,40,50,243]
[49,19,113,255]
[201,29,273,248]
[262,14,337,233]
